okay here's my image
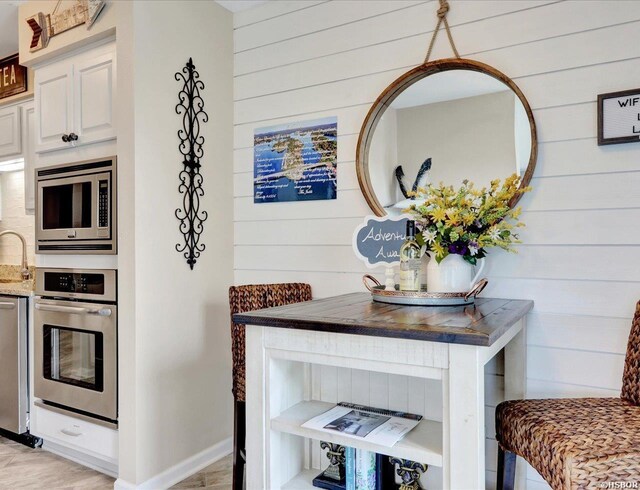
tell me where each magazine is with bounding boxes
[301,402,422,447]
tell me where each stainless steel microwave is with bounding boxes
[36,157,116,254]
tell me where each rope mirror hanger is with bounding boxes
[354,0,539,217]
[424,0,460,63]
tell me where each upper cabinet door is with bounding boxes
[34,41,116,153]
[74,51,116,146]
[24,102,36,213]
[0,105,22,158]
[35,62,74,153]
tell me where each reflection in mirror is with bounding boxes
[368,70,532,215]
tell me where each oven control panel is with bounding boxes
[36,268,117,302]
[46,272,104,295]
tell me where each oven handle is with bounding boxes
[35,303,112,317]
[0,302,15,309]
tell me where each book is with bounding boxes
[302,402,422,447]
[355,450,376,490]
[346,447,355,490]
[345,448,397,490]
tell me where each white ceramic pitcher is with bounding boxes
[426,252,485,293]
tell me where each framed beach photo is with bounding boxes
[253,117,337,203]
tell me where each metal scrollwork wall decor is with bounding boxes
[175,57,209,270]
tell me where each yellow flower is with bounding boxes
[432,241,446,258]
[445,209,460,226]
[461,212,475,226]
[430,207,446,223]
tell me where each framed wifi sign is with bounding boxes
[598,88,640,146]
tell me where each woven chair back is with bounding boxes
[229,283,312,402]
[621,301,640,405]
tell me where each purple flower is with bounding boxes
[448,242,469,256]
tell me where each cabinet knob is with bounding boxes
[68,133,78,142]
[61,134,69,142]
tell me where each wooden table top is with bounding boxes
[234,293,533,346]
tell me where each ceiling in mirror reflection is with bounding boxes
[368,69,532,215]
[390,70,510,108]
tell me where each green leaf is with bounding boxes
[464,256,477,266]
[435,252,448,264]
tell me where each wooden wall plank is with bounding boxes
[527,379,619,399]
[234,1,553,75]
[234,210,640,246]
[522,209,640,245]
[235,243,640,284]
[235,3,640,100]
[527,346,625,391]
[484,279,640,318]
[233,1,327,29]
[235,1,421,52]
[527,313,632,355]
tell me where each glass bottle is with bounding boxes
[399,220,422,291]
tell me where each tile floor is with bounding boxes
[0,436,232,489]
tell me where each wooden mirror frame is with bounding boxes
[356,58,538,217]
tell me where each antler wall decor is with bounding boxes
[175,57,209,270]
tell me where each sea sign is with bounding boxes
[253,116,337,203]
[352,215,409,268]
[598,88,640,145]
[0,55,27,100]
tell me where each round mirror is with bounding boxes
[356,59,537,216]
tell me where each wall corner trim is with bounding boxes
[113,437,232,490]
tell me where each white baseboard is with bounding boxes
[44,439,118,478]
[114,436,232,490]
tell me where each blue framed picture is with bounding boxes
[253,117,337,203]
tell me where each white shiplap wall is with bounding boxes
[233,2,640,488]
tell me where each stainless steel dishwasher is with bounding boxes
[0,296,28,435]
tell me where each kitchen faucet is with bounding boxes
[0,231,30,281]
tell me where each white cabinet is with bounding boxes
[0,100,35,211]
[31,403,118,475]
[23,101,35,212]
[35,42,115,153]
[35,63,73,153]
[74,52,116,146]
[0,105,22,158]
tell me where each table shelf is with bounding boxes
[282,469,318,490]
[271,400,443,466]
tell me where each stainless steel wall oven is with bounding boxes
[36,157,116,254]
[34,268,117,425]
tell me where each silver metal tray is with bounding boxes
[363,275,488,306]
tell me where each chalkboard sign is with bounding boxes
[598,88,640,146]
[352,215,409,268]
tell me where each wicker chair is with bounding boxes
[228,283,312,490]
[496,301,640,490]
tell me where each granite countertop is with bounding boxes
[0,265,35,297]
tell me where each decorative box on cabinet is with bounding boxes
[0,105,22,158]
[35,41,115,153]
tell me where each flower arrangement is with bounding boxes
[405,173,531,265]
